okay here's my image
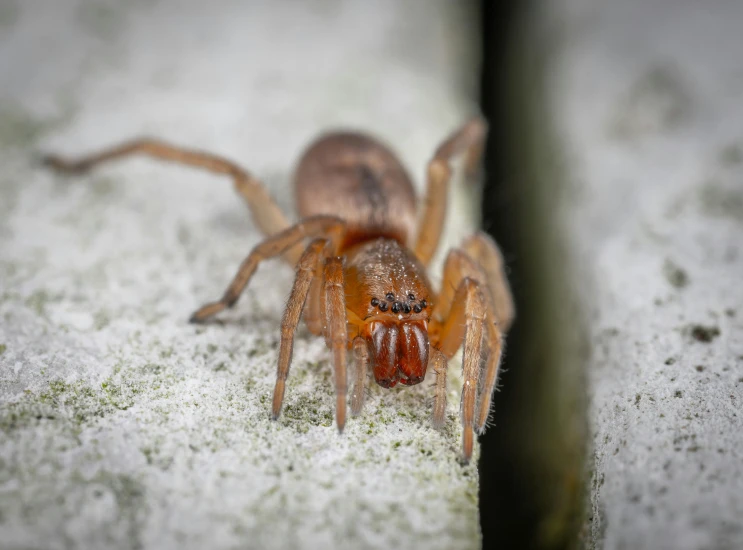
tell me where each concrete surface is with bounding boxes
[0,1,484,549]
[542,0,743,548]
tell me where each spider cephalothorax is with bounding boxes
[43,117,515,461]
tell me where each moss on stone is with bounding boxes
[662,259,689,289]
[0,100,76,149]
[698,181,743,223]
[719,143,742,166]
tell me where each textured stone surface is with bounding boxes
[545,0,743,548]
[0,2,483,549]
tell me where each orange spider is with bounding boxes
[43,117,514,461]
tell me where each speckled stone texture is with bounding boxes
[543,0,743,548]
[0,2,484,549]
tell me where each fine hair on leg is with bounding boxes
[462,231,515,332]
[43,137,303,262]
[351,337,370,416]
[413,117,488,265]
[430,347,449,429]
[323,257,348,432]
[271,239,329,420]
[189,216,344,322]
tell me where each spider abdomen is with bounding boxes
[294,132,418,249]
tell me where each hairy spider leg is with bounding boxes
[351,337,370,416]
[429,239,508,461]
[272,238,329,422]
[462,231,515,333]
[302,257,325,336]
[189,216,345,322]
[430,274,487,462]
[323,257,349,432]
[42,137,302,262]
[430,347,449,429]
[413,117,488,266]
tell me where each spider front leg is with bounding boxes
[269,242,349,434]
[272,239,331,420]
[323,257,349,432]
[350,337,370,416]
[433,244,507,434]
[430,242,508,461]
[430,347,449,429]
[462,231,515,332]
[430,276,487,462]
[461,232,513,429]
[301,260,325,336]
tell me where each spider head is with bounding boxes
[366,320,429,388]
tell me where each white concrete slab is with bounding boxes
[0,2,483,549]
[545,0,743,547]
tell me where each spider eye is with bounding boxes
[386,292,395,301]
[408,293,415,301]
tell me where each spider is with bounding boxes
[42,116,514,462]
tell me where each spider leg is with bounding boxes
[430,243,508,461]
[42,137,302,262]
[189,216,345,322]
[271,239,329,420]
[413,117,487,265]
[430,347,449,429]
[431,275,486,462]
[323,257,349,432]
[431,242,509,433]
[461,232,512,431]
[429,249,487,356]
[350,337,370,416]
[462,231,515,332]
[302,260,325,336]
[476,313,503,435]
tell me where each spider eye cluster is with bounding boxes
[370,293,427,315]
